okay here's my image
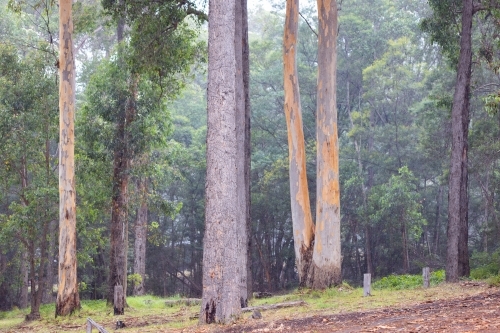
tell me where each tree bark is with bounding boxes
[56,0,80,316]
[200,0,246,324]
[133,178,148,296]
[241,0,253,302]
[19,250,29,309]
[108,20,136,307]
[283,0,315,285]
[446,0,472,282]
[235,0,248,307]
[307,0,341,288]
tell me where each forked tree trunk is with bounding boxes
[200,0,245,324]
[446,0,472,282]
[56,0,80,316]
[133,178,148,296]
[283,0,315,285]
[307,0,341,288]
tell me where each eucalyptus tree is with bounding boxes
[283,0,340,288]
[421,0,500,282]
[56,0,81,316]
[200,0,250,323]
[97,0,205,309]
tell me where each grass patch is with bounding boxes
[372,270,445,290]
[0,281,494,332]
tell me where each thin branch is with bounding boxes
[299,12,318,37]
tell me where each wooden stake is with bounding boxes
[363,273,371,296]
[423,267,430,288]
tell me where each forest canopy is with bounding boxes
[1,0,500,320]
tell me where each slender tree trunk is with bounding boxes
[19,250,29,309]
[133,178,148,296]
[27,220,50,320]
[43,220,57,304]
[446,0,473,282]
[283,0,315,285]
[235,0,248,307]
[307,0,341,288]
[108,20,136,308]
[433,185,443,255]
[56,0,80,316]
[241,0,252,302]
[200,0,245,324]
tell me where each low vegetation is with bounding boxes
[1,272,498,332]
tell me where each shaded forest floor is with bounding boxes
[1,282,499,332]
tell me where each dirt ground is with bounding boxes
[215,286,500,333]
[4,284,500,332]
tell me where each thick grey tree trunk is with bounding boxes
[446,0,472,282]
[200,0,246,324]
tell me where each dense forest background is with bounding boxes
[1,0,500,311]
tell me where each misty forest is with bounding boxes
[2,0,500,330]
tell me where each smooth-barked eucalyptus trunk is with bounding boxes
[307,0,342,288]
[283,0,315,285]
[56,0,80,316]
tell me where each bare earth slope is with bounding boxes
[219,287,500,332]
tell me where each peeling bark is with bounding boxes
[283,0,315,285]
[56,0,80,316]
[308,0,341,288]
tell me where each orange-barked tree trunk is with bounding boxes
[56,0,81,316]
[283,0,315,286]
[307,0,341,288]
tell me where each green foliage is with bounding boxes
[127,273,143,285]
[420,0,461,66]
[470,251,500,279]
[373,270,445,290]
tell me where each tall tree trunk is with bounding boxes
[108,19,136,309]
[307,0,341,288]
[235,0,248,307]
[283,0,315,285]
[56,0,80,316]
[200,0,245,324]
[241,0,252,302]
[446,0,472,282]
[133,178,148,296]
